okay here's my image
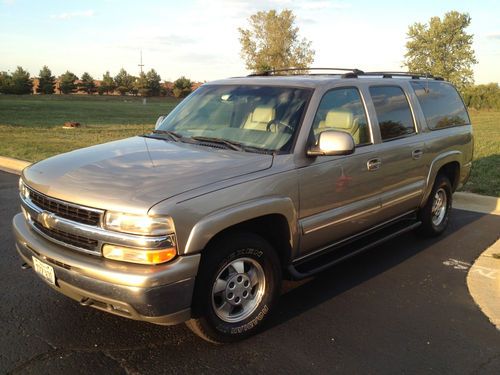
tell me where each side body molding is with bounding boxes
[182,197,299,256]
[420,150,462,207]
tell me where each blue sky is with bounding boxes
[1,0,499,83]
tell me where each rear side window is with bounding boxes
[410,81,470,130]
[369,86,415,141]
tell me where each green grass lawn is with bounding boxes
[0,95,498,196]
[0,94,179,127]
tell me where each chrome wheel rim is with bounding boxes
[212,257,266,323]
[431,188,447,226]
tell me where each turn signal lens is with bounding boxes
[102,244,177,265]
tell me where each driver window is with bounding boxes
[312,88,371,146]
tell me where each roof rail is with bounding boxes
[247,67,365,77]
[361,71,444,80]
[245,68,444,81]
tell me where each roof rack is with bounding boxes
[247,67,365,78]
[246,68,444,81]
[362,71,444,80]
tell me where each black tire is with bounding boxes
[186,232,282,344]
[417,174,452,237]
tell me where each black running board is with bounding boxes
[287,220,422,280]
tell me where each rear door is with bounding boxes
[364,83,428,221]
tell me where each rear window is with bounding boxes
[410,81,470,130]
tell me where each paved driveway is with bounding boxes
[1,171,499,374]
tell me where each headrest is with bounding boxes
[324,111,353,129]
[251,106,275,123]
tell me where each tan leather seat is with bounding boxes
[243,106,275,131]
[318,110,360,144]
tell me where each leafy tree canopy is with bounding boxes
[101,71,116,94]
[8,66,33,94]
[114,68,135,95]
[79,72,96,94]
[238,9,315,73]
[37,65,55,94]
[172,76,193,98]
[404,11,477,89]
[59,71,79,94]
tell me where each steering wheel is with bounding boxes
[266,119,294,133]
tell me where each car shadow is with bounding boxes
[266,208,494,330]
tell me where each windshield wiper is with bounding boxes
[151,129,183,142]
[190,136,245,152]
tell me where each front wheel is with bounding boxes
[417,175,452,237]
[186,232,281,344]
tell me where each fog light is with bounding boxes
[102,244,176,265]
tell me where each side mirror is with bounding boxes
[307,130,355,157]
[155,115,166,130]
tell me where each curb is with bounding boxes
[467,238,500,330]
[453,192,500,216]
[0,156,31,175]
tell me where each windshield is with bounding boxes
[156,85,312,152]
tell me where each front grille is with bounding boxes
[33,220,99,251]
[28,188,101,226]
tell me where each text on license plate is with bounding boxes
[32,257,56,285]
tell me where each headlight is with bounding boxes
[103,212,175,236]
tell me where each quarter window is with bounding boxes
[369,86,415,141]
[410,81,470,130]
[311,88,370,146]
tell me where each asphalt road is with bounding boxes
[1,170,499,374]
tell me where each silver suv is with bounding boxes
[13,69,473,343]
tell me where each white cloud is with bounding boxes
[486,32,500,40]
[300,1,350,10]
[50,10,95,20]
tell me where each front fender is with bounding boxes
[182,197,298,256]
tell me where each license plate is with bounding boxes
[32,257,56,285]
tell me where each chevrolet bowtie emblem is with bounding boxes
[38,211,56,229]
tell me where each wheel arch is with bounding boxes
[182,197,298,267]
[420,151,462,207]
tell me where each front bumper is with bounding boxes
[12,213,201,325]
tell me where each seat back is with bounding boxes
[318,110,360,144]
[243,106,275,131]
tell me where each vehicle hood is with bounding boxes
[22,136,273,213]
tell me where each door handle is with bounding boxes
[367,158,382,171]
[412,149,423,159]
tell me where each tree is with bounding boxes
[134,71,150,97]
[0,71,12,94]
[172,76,193,98]
[10,66,33,94]
[101,71,116,94]
[79,72,96,94]
[146,69,162,96]
[114,68,135,95]
[238,9,315,73]
[404,11,477,89]
[59,71,78,94]
[37,65,55,94]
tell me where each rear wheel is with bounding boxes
[418,175,452,237]
[186,232,281,344]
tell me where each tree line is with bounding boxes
[0,66,196,98]
[1,9,499,109]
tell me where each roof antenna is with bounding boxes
[138,50,144,74]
